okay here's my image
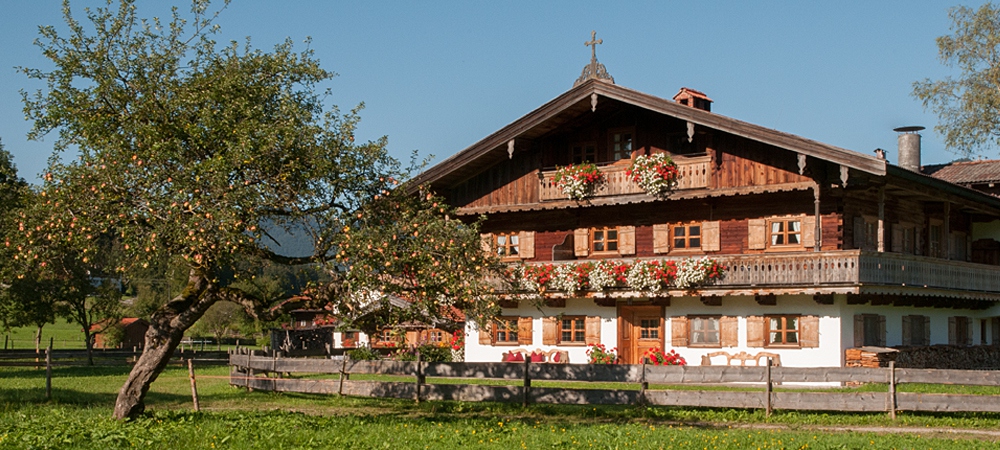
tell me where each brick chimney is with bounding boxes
[673,87,712,112]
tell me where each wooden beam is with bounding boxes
[813,294,834,305]
[650,297,671,307]
[755,294,777,306]
[544,298,566,308]
[593,298,616,307]
[700,296,722,306]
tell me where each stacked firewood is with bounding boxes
[845,347,895,368]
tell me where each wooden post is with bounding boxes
[4,334,7,350]
[764,358,773,418]
[188,359,200,412]
[338,354,349,395]
[639,361,648,405]
[45,345,52,400]
[415,350,424,403]
[49,337,54,350]
[522,356,531,408]
[888,361,897,420]
[247,352,254,392]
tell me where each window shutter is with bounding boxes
[901,316,912,346]
[584,316,602,345]
[478,322,493,346]
[517,317,533,345]
[800,315,820,348]
[853,217,865,250]
[671,316,689,347]
[948,316,957,345]
[653,224,671,253]
[965,317,973,346]
[853,315,864,347]
[801,215,816,249]
[878,315,886,347]
[923,316,931,345]
[574,228,590,257]
[720,316,738,347]
[915,229,923,255]
[480,233,493,254]
[891,226,903,253]
[746,316,765,347]
[748,219,767,250]
[993,318,1000,345]
[518,231,535,259]
[702,221,721,252]
[618,226,636,255]
[542,317,559,345]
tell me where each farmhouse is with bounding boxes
[413,37,1000,367]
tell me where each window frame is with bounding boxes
[767,218,804,249]
[671,222,703,252]
[571,142,597,165]
[688,315,721,348]
[765,315,801,348]
[929,220,943,258]
[494,232,520,260]
[608,127,635,162]
[492,317,520,345]
[591,226,620,254]
[559,315,587,345]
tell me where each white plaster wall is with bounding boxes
[333,331,369,348]
[840,300,998,347]
[465,298,617,364]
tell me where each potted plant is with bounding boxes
[642,347,687,366]
[625,153,680,198]
[553,162,604,200]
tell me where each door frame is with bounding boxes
[617,303,665,365]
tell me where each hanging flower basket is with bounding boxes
[625,153,680,198]
[553,163,605,200]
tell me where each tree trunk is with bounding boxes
[34,324,43,354]
[113,271,217,420]
[83,329,94,366]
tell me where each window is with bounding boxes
[493,317,519,344]
[376,329,402,347]
[950,316,971,346]
[689,316,720,347]
[591,226,619,253]
[571,143,596,164]
[855,314,885,347]
[639,319,660,339]
[342,331,358,348]
[672,223,702,250]
[495,232,519,258]
[766,315,799,347]
[610,130,633,161]
[903,315,929,346]
[422,329,446,345]
[929,223,943,258]
[769,219,802,247]
[560,316,586,344]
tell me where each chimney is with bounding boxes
[893,126,924,172]
[673,87,712,112]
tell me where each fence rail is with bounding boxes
[0,348,231,367]
[229,354,1000,416]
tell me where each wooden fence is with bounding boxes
[229,353,1000,417]
[0,348,231,368]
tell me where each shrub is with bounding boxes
[643,347,686,366]
[347,346,382,361]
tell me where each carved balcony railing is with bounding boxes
[538,156,710,202]
[506,251,1000,295]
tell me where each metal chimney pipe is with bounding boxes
[893,126,924,172]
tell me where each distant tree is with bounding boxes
[914,3,1000,156]
[189,300,249,345]
[18,0,502,420]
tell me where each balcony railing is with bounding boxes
[538,157,710,202]
[509,251,1000,296]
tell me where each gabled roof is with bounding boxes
[924,159,1000,185]
[413,79,887,189]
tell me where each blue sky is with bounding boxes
[0,1,986,183]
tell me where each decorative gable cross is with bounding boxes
[586,30,602,65]
[574,30,615,87]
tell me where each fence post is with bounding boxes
[338,354,349,396]
[188,359,200,412]
[247,351,254,392]
[639,361,648,406]
[888,361,897,420]
[45,344,52,400]
[415,350,424,403]
[522,356,531,408]
[764,358,773,418]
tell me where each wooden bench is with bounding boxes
[502,348,569,364]
[701,351,781,367]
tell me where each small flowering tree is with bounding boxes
[625,153,680,198]
[553,163,604,200]
[643,347,687,366]
[586,343,618,364]
[675,257,727,289]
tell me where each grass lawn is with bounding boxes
[1,364,1000,448]
[2,321,89,350]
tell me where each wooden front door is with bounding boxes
[618,305,664,365]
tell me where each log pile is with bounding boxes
[845,347,897,368]
[846,345,1000,370]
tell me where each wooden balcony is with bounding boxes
[538,156,710,202]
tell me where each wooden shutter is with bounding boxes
[748,219,767,250]
[671,316,689,347]
[948,316,957,345]
[518,231,535,259]
[746,316,765,347]
[853,217,865,250]
[702,221,721,252]
[542,317,559,345]
[993,317,1000,345]
[478,322,493,346]
[584,316,602,345]
[574,228,590,257]
[517,317,533,345]
[618,226,636,255]
[965,317,974,345]
[653,224,671,253]
[853,314,864,347]
[923,316,931,345]
[480,233,493,254]
[901,315,912,346]
[800,315,820,348]
[878,315,886,347]
[891,225,903,253]
[720,316,738,347]
[801,215,816,249]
